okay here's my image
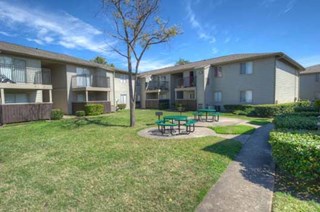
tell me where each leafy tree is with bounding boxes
[175,58,190,65]
[91,56,115,67]
[101,0,181,127]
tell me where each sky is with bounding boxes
[0,0,319,72]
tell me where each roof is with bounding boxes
[301,64,320,75]
[0,41,129,74]
[139,52,305,77]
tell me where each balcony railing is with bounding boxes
[72,74,110,88]
[0,64,51,84]
[146,81,169,90]
[176,76,196,88]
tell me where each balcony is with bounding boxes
[176,76,196,88]
[0,64,51,85]
[146,80,169,91]
[72,74,110,91]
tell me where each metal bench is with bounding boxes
[155,121,177,135]
[184,119,197,133]
[192,111,204,121]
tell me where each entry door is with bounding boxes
[189,71,194,86]
[13,59,26,83]
[76,68,91,87]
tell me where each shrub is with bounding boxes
[269,131,320,181]
[314,99,320,111]
[224,104,252,112]
[288,112,320,117]
[75,110,85,117]
[294,106,316,112]
[84,104,104,116]
[117,104,126,110]
[273,115,318,130]
[51,109,64,120]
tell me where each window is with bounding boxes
[240,62,253,75]
[316,74,320,82]
[0,56,13,80]
[214,91,222,103]
[240,90,253,103]
[214,66,222,77]
[120,74,128,83]
[77,94,85,102]
[5,93,28,103]
[120,94,127,104]
[176,91,183,99]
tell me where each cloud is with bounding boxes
[0,1,112,54]
[0,31,16,37]
[212,47,219,54]
[282,0,296,14]
[134,59,174,72]
[186,1,217,47]
[298,55,320,67]
[224,37,231,44]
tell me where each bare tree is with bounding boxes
[101,0,180,127]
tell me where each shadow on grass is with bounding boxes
[248,120,271,126]
[274,167,320,203]
[202,124,275,193]
[62,117,129,129]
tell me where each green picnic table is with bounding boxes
[197,109,216,122]
[163,115,188,134]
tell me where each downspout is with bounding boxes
[113,70,116,109]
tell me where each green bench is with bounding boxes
[155,120,177,135]
[192,111,204,121]
[208,112,220,122]
[184,119,197,133]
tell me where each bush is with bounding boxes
[294,106,316,112]
[269,131,320,181]
[75,110,85,117]
[314,99,320,111]
[273,115,318,130]
[117,104,126,110]
[84,104,104,116]
[224,104,252,112]
[288,112,319,117]
[51,109,64,120]
[224,101,312,117]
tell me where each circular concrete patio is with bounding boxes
[137,117,258,140]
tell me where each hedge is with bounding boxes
[75,110,86,117]
[117,104,126,110]
[273,115,318,130]
[225,101,312,117]
[84,104,104,116]
[269,131,320,181]
[51,109,64,120]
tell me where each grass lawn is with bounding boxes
[211,125,256,135]
[0,109,242,211]
[272,168,320,212]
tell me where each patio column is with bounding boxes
[49,89,53,103]
[0,89,4,104]
[85,91,89,102]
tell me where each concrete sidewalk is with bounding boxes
[197,124,275,212]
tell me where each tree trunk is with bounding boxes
[127,46,135,127]
[128,72,135,127]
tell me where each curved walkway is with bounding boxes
[196,124,275,212]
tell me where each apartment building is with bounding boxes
[300,64,320,100]
[0,41,132,124]
[137,52,304,111]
